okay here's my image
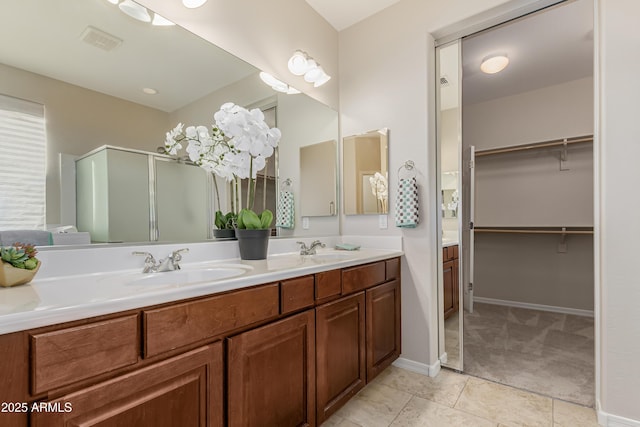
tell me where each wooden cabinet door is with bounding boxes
[31,343,223,427]
[227,310,315,427]
[316,292,365,424]
[443,260,456,320]
[366,280,401,381]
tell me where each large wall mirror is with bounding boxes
[0,0,339,245]
[343,128,389,215]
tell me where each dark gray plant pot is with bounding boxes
[213,229,236,240]
[235,228,270,260]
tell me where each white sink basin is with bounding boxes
[124,264,251,287]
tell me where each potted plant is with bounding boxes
[165,102,281,258]
[0,243,41,287]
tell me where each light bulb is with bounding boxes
[480,55,509,74]
[182,0,208,8]
[288,51,309,75]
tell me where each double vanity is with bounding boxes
[0,241,402,426]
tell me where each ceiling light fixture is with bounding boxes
[259,72,300,95]
[143,87,158,95]
[118,0,151,22]
[287,51,331,87]
[182,0,208,8]
[480,54,509,74]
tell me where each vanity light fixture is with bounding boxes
[107,0,175,26]
[182,0,208,8]
[480,54,509,74]
[259,72,300,95]
[287,51,331,87]
[118,0,151,23]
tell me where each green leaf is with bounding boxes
[214,210,226,229]
[259,209,273,229]
[239,209,262,229]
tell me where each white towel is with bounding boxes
[0,230,53,246]
[276,191,295,229]
[395,178,419,228]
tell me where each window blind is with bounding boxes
[0,94,46,230]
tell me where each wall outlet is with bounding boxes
[302,217,309,230]
[379,214,388,229]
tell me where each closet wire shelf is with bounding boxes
[474,135,593,157]
[474,227,594,235]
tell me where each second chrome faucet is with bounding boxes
[133,248,189,273]
[297,240,325,255]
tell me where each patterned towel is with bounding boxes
[395,177,419,228]
[276,191,295,229]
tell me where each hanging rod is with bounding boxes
[475,135,593,157]
[474,226,593,235]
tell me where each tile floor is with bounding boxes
[322,366,599,427]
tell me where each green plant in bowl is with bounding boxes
[1,242,39,270]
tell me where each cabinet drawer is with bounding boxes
[385,258,400,281]
[31,314,139,394]
[342,261,386,294]
[315,269,341,302]
[443,245,458,261]
[281,275,315,314]
[144,284,279,357]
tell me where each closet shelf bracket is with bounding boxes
[558,227,568,253]
[560,139,570,171]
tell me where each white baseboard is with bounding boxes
[393,357,440,377]
[474,296,594,317]
[597,409,640,426]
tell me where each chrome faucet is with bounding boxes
[132,251,158,273]
[157,248,189,272]
[297,240,326,255]
[132,248,189,273]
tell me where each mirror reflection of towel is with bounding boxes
[0,230,53,246]
[395,178,419,228]
[276,191,295,229]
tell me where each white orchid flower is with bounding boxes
[163,102,282,210]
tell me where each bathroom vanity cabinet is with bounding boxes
[0,257,401,427]
[443,245,459,320]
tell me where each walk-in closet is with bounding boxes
[437,0,595,408]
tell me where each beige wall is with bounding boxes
[0,63,169,225]
[464,77,594,150]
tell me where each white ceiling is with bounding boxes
[305,0,403,31]
[461,0,593,105]
[0,0,257,112]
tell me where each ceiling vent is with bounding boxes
[80,26,123,52]
[440,76,450,87]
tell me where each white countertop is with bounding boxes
[0,245,402,335]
